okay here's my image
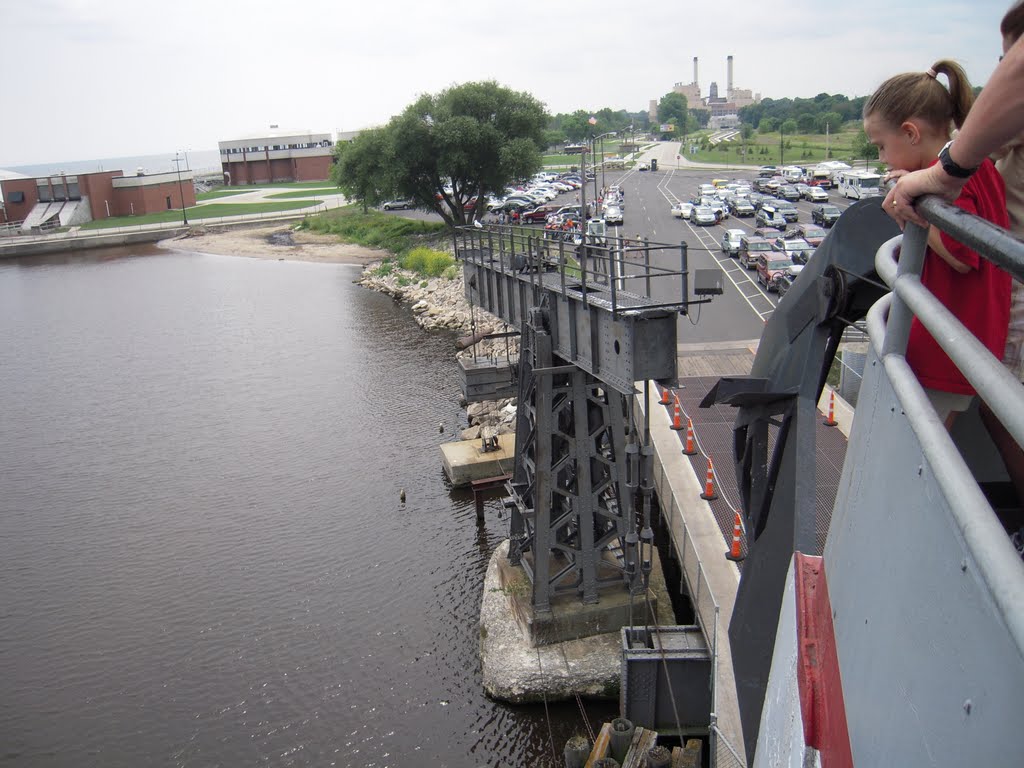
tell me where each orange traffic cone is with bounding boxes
[700,458,718,500]
[824,390,838,427]
[726,511,745,562]
[670,395,684,430]
[682,418,697,455]
[659,386,672,406]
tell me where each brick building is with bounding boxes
[219,130,334,186]
[0,170,195,231]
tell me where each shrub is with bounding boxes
[442,265,459,280]
[399,246,455,277]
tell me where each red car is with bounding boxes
[521,205,557,224]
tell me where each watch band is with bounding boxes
[938,141,978,179]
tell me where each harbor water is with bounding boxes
[0,246,614,767]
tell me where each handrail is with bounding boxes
[872,194,1024,659]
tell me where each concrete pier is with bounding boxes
[440,434,514,487]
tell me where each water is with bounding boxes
[0,247,613,767]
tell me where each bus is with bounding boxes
[838,170,882,200]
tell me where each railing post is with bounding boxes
[680,241,689,316]
[882,223,928,358]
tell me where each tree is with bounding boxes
[780,119,799,136]
[382,81,548,226]
[815,111,844,134]
[657,92,689,136]
[852,126,879,164]
[330,129,389,213]
[562,110,592,143]
[796,113,817,133]
[758,117,778,133]
[689,108,710,129]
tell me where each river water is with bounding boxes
[0,246,615,767]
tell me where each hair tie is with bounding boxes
[926,68,938,79]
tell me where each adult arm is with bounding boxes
[884,35,1024,226]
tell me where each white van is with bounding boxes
[781,166,806,184]
[837,171,882,200]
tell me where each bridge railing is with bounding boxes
[819,196,1024,765]
[453,224,695,317]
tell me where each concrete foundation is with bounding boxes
[440,434,515,487]
[480,540,675,704]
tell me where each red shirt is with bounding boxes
[906,159,1011,395]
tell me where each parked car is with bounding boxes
[521,205,558,223]
[740,236,774,269]
[786,224,827,247]
[382,199,415,210]
[753,227,784,239]
[722,229,745,256]
[701,197,730,221]
[804,186,830,203]
[776,185,801,202]
[671,202,694,219]
[757,253,797,290]
[604,205,624,225]
[758,165,778,178]
[775,201,800,223]
[728,197,756,217]
[773,264,805,298]
[693,206,718,226]
[638,162,651,171]
[755,208,787,230]
[772,237,815,265]
[812,204,843,228]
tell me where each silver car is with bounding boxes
[721,229,745,256]
[604,205,623,225]
[693,206,717,226]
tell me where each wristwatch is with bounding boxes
[938,140,978,179]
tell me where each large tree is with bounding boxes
[330,129,389,212]
[657,92,689,135]
[332,81,548,226]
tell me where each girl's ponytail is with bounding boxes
[930,60,974,129]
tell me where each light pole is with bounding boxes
[780,124,785,168]
[172,152,188,226]
[593,131,616,196]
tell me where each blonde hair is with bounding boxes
[863,60,975,134]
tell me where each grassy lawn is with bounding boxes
[218,180,333,190]
[304,205,447,255]
[264,188,340,199]
[81,200,322,229]
[196,189,249,201]
[683,127,872,167]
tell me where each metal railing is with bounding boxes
[454,224,696,317]
[872,195,1024,655]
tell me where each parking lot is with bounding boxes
[380,158,864,344]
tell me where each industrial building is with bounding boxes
[0,169,195,232]
[664,55,761,127]
[218,130,334,186]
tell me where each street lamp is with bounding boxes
[172,152,188,226]
[593,131,616,196]
[780,123,785,168]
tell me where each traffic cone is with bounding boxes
[670,395,684,430]
[659,386,671,406]
[725,511,745,562]
[824,390,838,427]
[700,458,718,500]
[682,418,697,455]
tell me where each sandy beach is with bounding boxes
[158,224,387,265]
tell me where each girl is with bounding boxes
[864,61,1011,426]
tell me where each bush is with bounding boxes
[442,265,459,280]
[399,246,455,277]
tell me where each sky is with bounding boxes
[0,0,1011,168]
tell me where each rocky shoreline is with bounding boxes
[357,263,519,440]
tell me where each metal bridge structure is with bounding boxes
[454,224,719,616]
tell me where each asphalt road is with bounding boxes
[594,165,858,344]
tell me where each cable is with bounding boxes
[644,592,685,742]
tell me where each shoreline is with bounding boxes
[157,224,387,266]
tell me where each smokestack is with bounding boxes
[727,55,734,97]
[693,56,699,86]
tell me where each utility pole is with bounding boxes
[780,124,785,168]
[172,153,189,226]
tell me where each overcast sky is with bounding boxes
[0,0,1010,167]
